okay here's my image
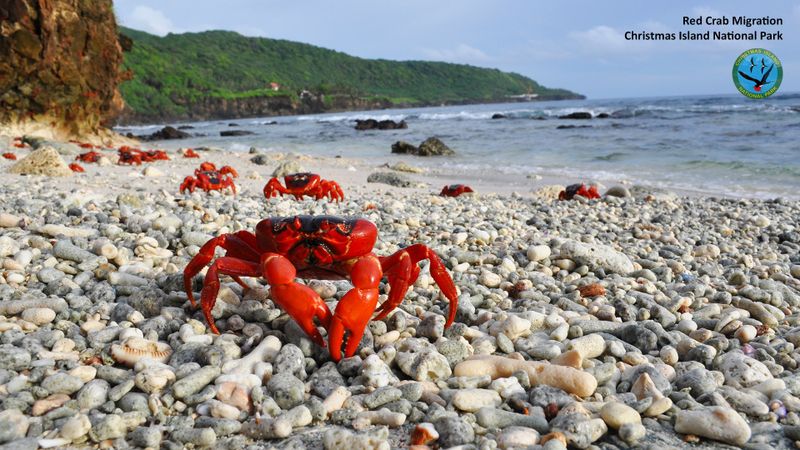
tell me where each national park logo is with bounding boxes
[732,48,782,99]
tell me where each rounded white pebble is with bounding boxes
[526,245,551,262]
[21,308,56,325]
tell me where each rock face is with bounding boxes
[8,147,72,176]
[0,0,127,134]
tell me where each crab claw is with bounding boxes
[261,254,332,347]
[327,256,382,362]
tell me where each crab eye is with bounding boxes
[336,223,352,234]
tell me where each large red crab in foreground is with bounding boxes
[263,172,344,202]
[559,183,600,201]
[440,184,474,197]
[183,215,458,361]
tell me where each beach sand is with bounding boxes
[1,135,799,449]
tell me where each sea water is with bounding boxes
[115,93,800,199]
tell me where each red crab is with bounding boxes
[440,184,474,197]
[184,148,200,158]
[180,168,237,195]
[198,162,238,178]
[76,151,103,163]
[70,140,96,149]
[558,183,600,201]
[145,150,170,161]
[183,215,458,361]
[69,163,85,173]
[118,148,145,165]
[263,173,344,202]
[2,153,17,160]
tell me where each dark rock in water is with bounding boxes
[250,154,269,165]
[391,137,455,156]
[491,113,507,119]
[264,121,278,125]
[138,126,191,141]
[391,141,418,155]
[228,123,239,127]
[556,125,592,130]
[596,112,610,118]
[367,172,417,188]
[417,137,455,156]
[355,119,408,130]
[177,125,194,130]
[559,112,593,119]
[220,130,255,137]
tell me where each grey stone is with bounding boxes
[274,344,306,379]
[41,372,83,395]
[267,372,305,409]
[172,366,220,399]
[128,427,163,448]
[434,416,474,447]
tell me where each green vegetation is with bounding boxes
[119,27,582,121]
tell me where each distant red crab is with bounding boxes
[180,166,237,195]
[184,149,200,158]
[440,184,474,197]
[2,153,17,160]
[198,162,238,178]
[76,151,103,163]
[118,147,170,165]
[69,140,96,149]
[118,147,145,165]
[558,183,600,200]
[263,172,344,202]
[183,215,458,361]
[69,163,85,173]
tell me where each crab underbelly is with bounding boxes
[296,267,349,280]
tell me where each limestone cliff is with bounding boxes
[0,0,127,140]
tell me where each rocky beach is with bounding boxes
[0,137,799,450]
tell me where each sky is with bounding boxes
[114,0,798,99]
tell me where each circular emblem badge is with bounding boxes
[732,48,782,99]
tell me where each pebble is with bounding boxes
[59,414,91,441]
[20,308,56,325]
[452,388,502,412]
[41,372,84,395]
[173,366,220,399]
[600,402,641,429]
[526,245,551,262]
[674,406,752,446]
[497,427,540,449]
[0,409,29,444]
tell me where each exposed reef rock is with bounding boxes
[0,0,127,138]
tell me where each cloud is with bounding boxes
[127,6,179,36]
[569,26,640,54]
[421,44,490,63]
[692,6,723,18]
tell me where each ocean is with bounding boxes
[115,93,800,199]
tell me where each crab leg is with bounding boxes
[263,178,289,199]
[374,250,419,321]
[377,244,458,326]
[200,257,262,333]
[183,232,261,307]
[327,255,382,361]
